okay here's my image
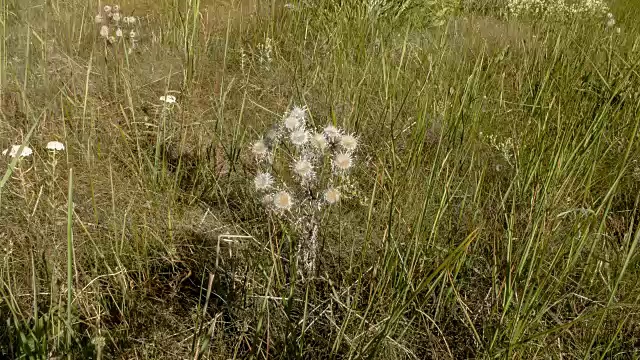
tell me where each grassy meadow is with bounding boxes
[1,0,640,358]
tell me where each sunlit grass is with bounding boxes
[1,0,639,358]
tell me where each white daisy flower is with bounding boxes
[95,14,103,23]
[323,125,341,141]
[112,12,121,22]
[324,187,341,204]
[160,95,176,104]
[311,133,327,151]
[290,129,309,146]
[252,139,268,158]
[333,152,353,172]
[100,25,109,38]
[103,5,112,12]
[293,158,314,179]
[339,134,358,152]
[46,141,65,151]
[254,172,273,191]
[3,145,33,158]
[115,28,123,37]
[273,190,293,211]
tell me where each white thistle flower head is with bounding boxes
[254,172,274,191]
[252,139,268,159]
[289,105,306,121]
[273,190,293,211]
[339,134,358,152]
[103,5,112,12]
[112,12,121,22]
[261,194,273,206]
[311,133,327,151]
[290,129,309,146]
[324,125,341,141]
[333,152,353,172]
[324,187,341,204]
[95,14,103,23]
[160,95,176,104]
[293,158,314,180]
[113,5,120,12]
[3,145,33,158]
[115,28,123,37]
[46,141,65,151]
[100,25,109,38]
[284,114,302,131]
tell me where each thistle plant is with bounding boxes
[95,4,139,52]
[252,105,359,277]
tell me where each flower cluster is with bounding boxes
[95,4,139,49]
[506,0,610,20]
[252,105,358,214]
[251,105,359,275]
[2,141,65,159]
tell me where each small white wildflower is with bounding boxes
[252,139,268,158]
[290,129,309,146]
[607,17,616,27]
[3,145,33,158]
[103,5,112,12]
[115,28,123,37]
[339,134,358,152]
[323,125,341,141]
[273,191,293,211]
[160,95,176,104]
[100,25,109,38]
[95,14,103,23]
[334,152,353,172]
[113,5,120,12]
[324,187,341,204]
[254,172,274,191]
[108,36,116,44]
[129,30,136,38]
[112,12,121,22]
[607,12,614,18]
[311,133,327,151]
[293,158,314,179]
[284,106,306,130]
[46,141,65,151]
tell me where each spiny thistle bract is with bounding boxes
[251,105,359,276]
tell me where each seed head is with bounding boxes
[324,187,341,204]
[290,129,309,146]
[100,25,109,38]
[115,28,123,37]
[324,125,341,141]
[334,152,353,172]
[311,133,328,151]
[254,172,274,191]
[252,139,268,159]
[293,158,314,180]
[273,191,293,211]
[339,134,358,152]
